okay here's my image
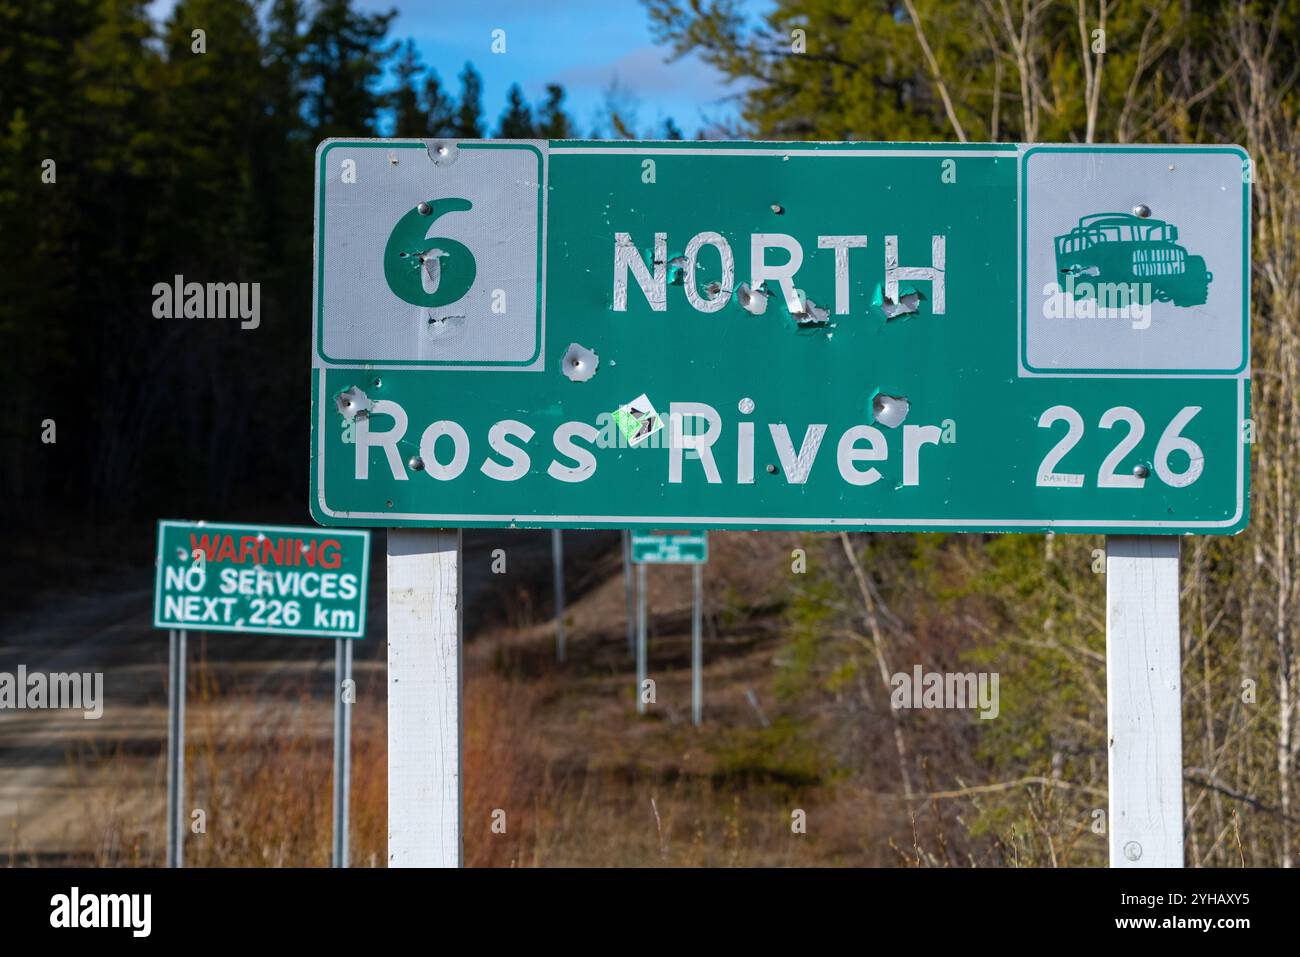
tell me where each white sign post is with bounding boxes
[623,531,635,657]
[691,564,703,727]
[1106,536,1184,867]
[387,529,463,867]
[636,564,648,716]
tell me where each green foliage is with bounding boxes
[708,717,825,788]
[777,567,840,700]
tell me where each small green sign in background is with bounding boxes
[632,530,708,564]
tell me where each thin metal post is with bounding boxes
[387,529,463,867]
[636,563,648,714]
[1106,535,1183,868]
[623,530,635,656]
[332,638,353,867]
[692,563,703,726]
[553,529,565,663]
[166,629,186,868]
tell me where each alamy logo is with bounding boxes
[50,887,151,937]
[891,666,1000,719]
[152,274,260,329]
[383,198,477,307]
[0,666,103,719]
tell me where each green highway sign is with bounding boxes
[632,530,708,564]
[311,141,1249,534]
[154,521,370,638]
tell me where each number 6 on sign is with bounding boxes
[1154,406,1205,488]
[1036,405,1204,489]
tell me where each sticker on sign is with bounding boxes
[310,140,1250,534]
[154,521,370,638]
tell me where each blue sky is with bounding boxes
[148,0,758,137]
[370,0,751,137]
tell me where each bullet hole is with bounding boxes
[427,314,467,340]
[736,282,770,315]
[426,141,458,167]
[738,397,755,414]
[562,342,599,382]
[871,392,910,429]
[335,386,372,420]
[1060,263,1100,277]
[874,287,925,319]
[792,294,829,325]
[771,203,785,214]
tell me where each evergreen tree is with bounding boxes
[303,0,397,138]
[391,39,427,136]
[0,0,102,516]
[535,83,573,138]
[496,83,535,137]
[454,62,485,137]
[423,70,457,137]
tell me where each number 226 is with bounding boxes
[1036,405,1203,489]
